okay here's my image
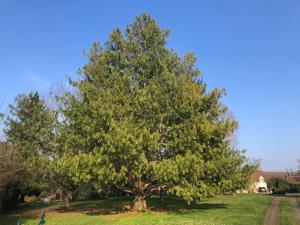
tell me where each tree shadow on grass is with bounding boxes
[0,202,58,225]
[57,196,227,216]
[0,215,40,225]
[0,196,227,222]
[147,197,227,215]
[0,215,20,225]
[55,197,133,216]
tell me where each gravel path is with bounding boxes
[264,197,280,225]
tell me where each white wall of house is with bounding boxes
[250,176,268,193]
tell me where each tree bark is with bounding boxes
[19,194,25,203]
[160,188,165,202]
[64,192,72,208]
[132,194,147,212]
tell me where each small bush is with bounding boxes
[272,188,286,195]
[288,183,300,193]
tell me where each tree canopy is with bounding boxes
[57,14,252,211]
[5,14,254,212]
[5,92,79,208]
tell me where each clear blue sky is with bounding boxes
[1,0,300,171]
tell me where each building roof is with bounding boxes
[251,170,300,183]
[251,171,286,183]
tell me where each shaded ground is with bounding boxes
[5,196,227,217]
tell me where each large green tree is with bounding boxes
[5,92,79,208]
[58,14,253,211]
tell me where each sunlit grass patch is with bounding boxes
[0,194,272,225]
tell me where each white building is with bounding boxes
[250,176,268,193]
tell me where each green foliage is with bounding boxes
[0,142,30,212]
[268,178,295,194]
[57,13,254,210]
[5,92,56,160]
[288,183,300,193]
[269,178,300,193]
[4,14,255,211]
[5,92,78,208]
[268,178,289,189]
[272,188,286,195]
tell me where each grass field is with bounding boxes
[0,194,272,225]
[279,198,296,225]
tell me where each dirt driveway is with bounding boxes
[264,197,280,225]
[287,194,300,225]
[264,194,300,225]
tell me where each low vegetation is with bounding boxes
[0,194,271,225]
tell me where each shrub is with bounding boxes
[288,183,300,193]
[272,188,286,195]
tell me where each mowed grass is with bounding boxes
[0,194,272,225]
[280,198,296,225]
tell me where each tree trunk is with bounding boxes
[160,188,165,202]
[19,194,25,203]
[64,191,73,208]
[132,195,147,212]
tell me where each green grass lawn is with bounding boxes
[280,198,296,225]
[0,194,272,225]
